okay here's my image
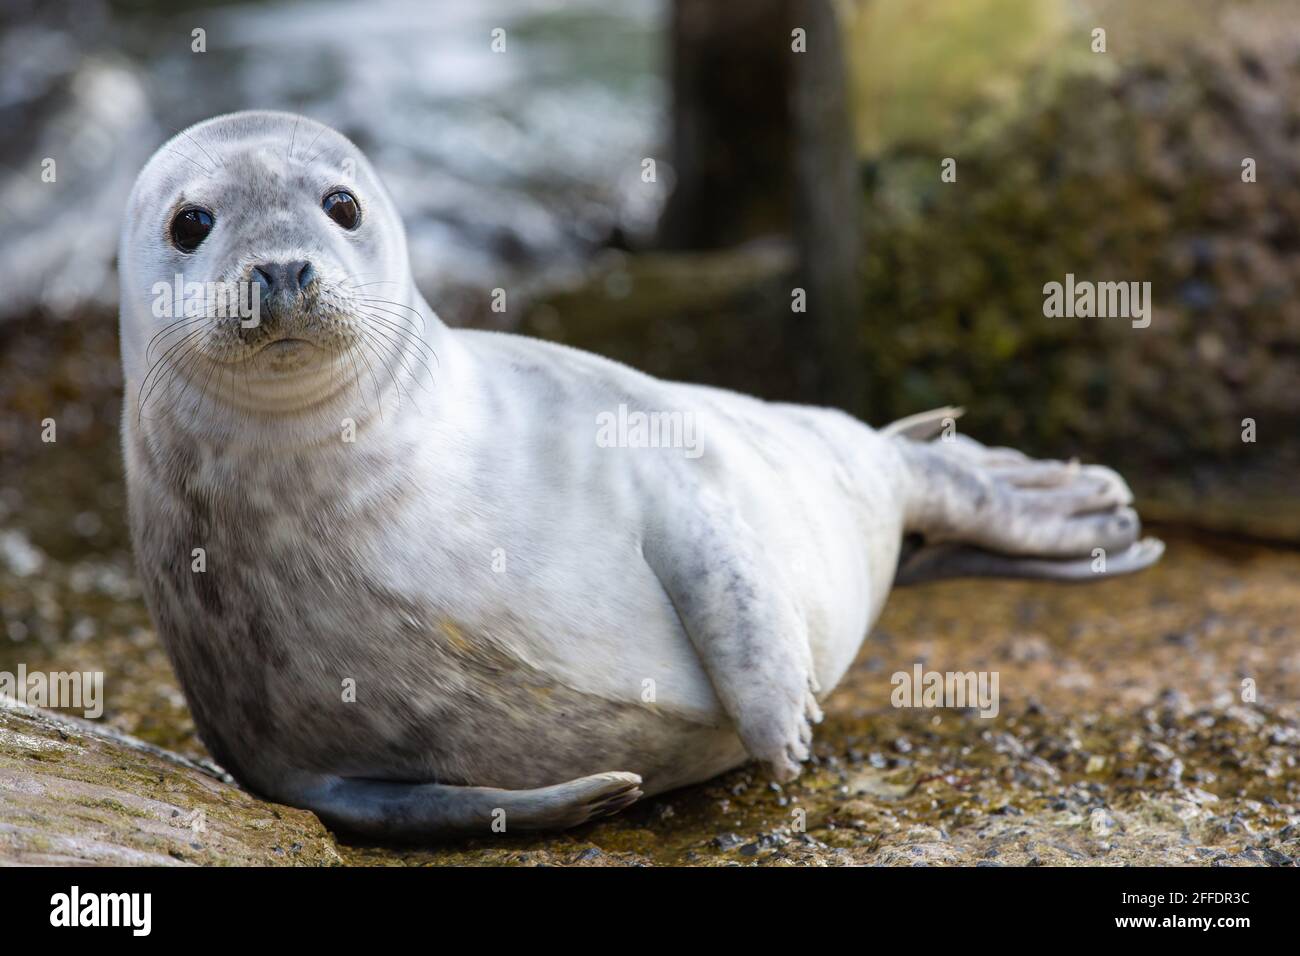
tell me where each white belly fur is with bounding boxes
[386,327,908,730]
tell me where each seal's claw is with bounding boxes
[518,770,643,829]
[805,689,824,725]
[739,686,818,784]
[764,754,802,784]
[588,787,644,820]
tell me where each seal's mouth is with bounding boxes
[259,336,314,353]
[251,335,323,368]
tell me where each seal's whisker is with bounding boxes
[189,341,224,429]
[148,314,218,419]
[356,299,426,329]
[357,319,439,388]
[355,296,428,333]
[163,333,213,413]
[327,337,351,403]
[145,315,210,362]
[325,338,345,404]
[356,328,412,408]
[356,307,436,362]
[343,278,419,301]
[172,124,224,172]
[354,301,432,341]
[347,279,404,288]
[162,146,215,178]
[303,132,338,167]
[350,330,388,421]
[354,294,424,316]
[365,319,435,381]
[363,330,436,390]
[338,340,372,419]
[361,322,434,393]
[144,340,199,425]
[356,309,438,371]
[137,325,209,422]
[301,123,330,166]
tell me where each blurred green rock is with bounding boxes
[526,3,1300,540]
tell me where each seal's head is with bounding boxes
[119,111,428,427]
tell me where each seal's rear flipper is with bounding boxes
[281,770,643,840]
[895,537,1165,586]
[893,422,1164,581]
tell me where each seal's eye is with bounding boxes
[323,190,360,230]
[170,207,214,253]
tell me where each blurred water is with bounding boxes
[0,0,666,323]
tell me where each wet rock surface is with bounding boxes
[0,698,340,866]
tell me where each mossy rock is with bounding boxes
[859,19,1300,470]
[0,699,341,866]
[524,10,1300,538]
[856,12,1300,530]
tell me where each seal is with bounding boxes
[119,111,1164,838]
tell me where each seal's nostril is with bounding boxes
[250,260,313,299]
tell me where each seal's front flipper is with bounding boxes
[896,428,1163,574]
[280,770,642,840]
[643,490,822,783]
[895,537,1165,586]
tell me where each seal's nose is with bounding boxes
[251,260,315,301]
